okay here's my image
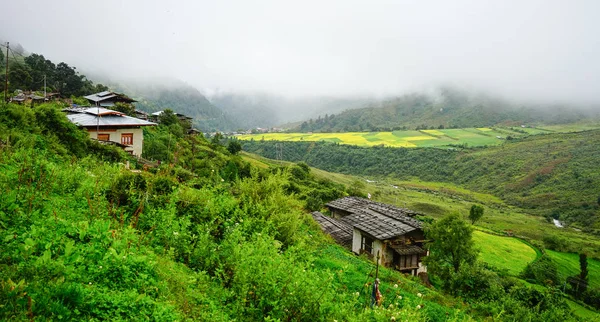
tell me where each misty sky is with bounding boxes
[2,0,600,102]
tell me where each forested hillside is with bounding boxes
[0,47,108,98]
[293,88,599,132]
[242,130,600,234]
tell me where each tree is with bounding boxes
[424,213,478,282]
[227,140,242,155]
[580,253,589,281]
[113,102,136,117]
[468,204,484,225]
[157,109,180,126]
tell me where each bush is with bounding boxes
[520,255,561,286]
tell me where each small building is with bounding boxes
[150,110,193,123]
[84,91,137,107]
[66,107,156,156]
[312,197,427,275]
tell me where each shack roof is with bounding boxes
[311,211,353,248]
[326,196,423,240]
[84,91,137,104]
[389,244,427,256]
[66,107,157,128]
[340,209,418,240]
[151,110,193,120]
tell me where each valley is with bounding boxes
[237,123,600,148]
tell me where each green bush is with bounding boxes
[520,255,561,286]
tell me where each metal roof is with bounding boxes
[66,108,157,127]
[84,91,137,103]
[83,107,125,116]
[151,110,193,119]
[311,212,353,249]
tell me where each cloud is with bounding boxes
[2,0,600,103]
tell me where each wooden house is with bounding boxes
[312,197,427,275]
[84,91,137,107]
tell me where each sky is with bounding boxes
[2,0,600,103]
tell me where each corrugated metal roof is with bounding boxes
[66,108,157,127]
[84,91,137,103]
[83,107,124,116]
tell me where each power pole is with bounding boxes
[4,42,8,104]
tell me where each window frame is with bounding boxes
[121,133,134,145]
[97,133,110,141]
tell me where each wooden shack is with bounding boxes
[313,196,427,276]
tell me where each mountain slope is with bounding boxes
[242,129,600,234]
[209,92,372,129]
[293,88,599,132]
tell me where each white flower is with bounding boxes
[393,284,398,288]
[99,266,102,269]
[221,178,224,182]
[397,295,402,300]
[89,282,92,285]
[391,317,396,321]
[354,292,360,297]
[417,292,422,298]
[416,305,422,309]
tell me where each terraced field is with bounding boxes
[237,124,599,148]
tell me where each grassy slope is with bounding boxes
[472,231,538,276]
[241,129,600,234]
[243,152,600,320]
[546,250,600,289]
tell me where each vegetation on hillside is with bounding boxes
[242,131,600,235]
[292,88,599,132]
[0,49,108,98]
[1,102,594,320]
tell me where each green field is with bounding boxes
[472,231,539,276]
[238,128,505,148]
[546,249,600,289]
[238,124,600,148]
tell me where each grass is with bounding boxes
[566,299,600,320]
[472,231,538,276]
[237,123,600,148]
[546,249,600,289]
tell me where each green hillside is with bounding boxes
[292,88,600,132]
[1,102,594,320]
[242,130,600,233]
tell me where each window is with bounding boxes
[97,134,110,141]
[361,235,374,254]
[121,133,133,145]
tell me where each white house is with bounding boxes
[66,107,156,156]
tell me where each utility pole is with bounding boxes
[4,42,8,104]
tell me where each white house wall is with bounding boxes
[87,128,144,156]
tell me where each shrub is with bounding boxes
[520,255,561,286]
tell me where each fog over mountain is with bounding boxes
[2,0,600,106]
